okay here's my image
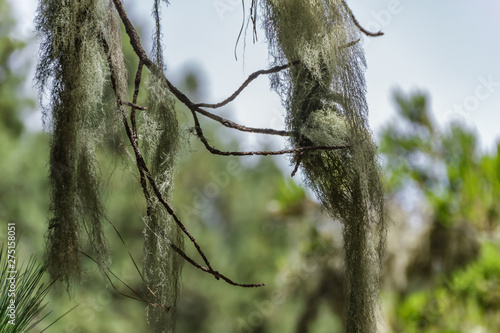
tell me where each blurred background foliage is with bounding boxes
[0,1,499,332]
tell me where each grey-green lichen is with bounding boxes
[35,0,111,288]
[36,0,183,331]
[300,104,350,147]
[262,1,386,332]
[141,71,183,333]
[143,3,184,330]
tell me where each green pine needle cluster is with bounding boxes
[0,247,52,332]
[262,1,386,331]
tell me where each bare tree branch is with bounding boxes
[108,0,352,294]
[165,78,291,136]
[340,0,384,37]
[112,0,291,137]
[189,107,349,157]
[194,60,301,109]
[122,101,146,111]
[103,35,268,290]
[171,244,265,288]
[130,60,145,141]
[103,37,217,275]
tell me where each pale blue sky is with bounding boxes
[10,0,500,152]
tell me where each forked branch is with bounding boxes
[111,0,290,137]
[189,107,349,157]
[103,36,265,288]
[108,0,354,293]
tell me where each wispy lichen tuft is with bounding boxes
[142,71,183,333]
[76,145,111,273]
[35,0,111,288]
[262,1,386,331]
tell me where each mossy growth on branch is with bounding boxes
[262,1,386,332]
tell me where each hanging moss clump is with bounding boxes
[141,3,184,331]
[35,0,111,288]
[262,1,386,331]
[140,71,183,333]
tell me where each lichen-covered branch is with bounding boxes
[103,35,265,293]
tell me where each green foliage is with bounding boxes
[380,91,500,332]
[0,0,31,138]
[0,246,51,332]
[262,1,385,331]
[0,0,49,254]
[397,242,500,332]
[450,242,500,309]
[381,90,500,231]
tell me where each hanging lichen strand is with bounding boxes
[35,0,110,287]
[262,1,386,332]
[141,2,184,331]
[141,73,183,333]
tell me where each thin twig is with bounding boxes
[195,105,290,136]
[291,152,304,177]
[165,78,291,136]
[194,38,358,111]
[194,61,301,109]
[104,215,162,302]
[234,0,245,61]
[341,0,384,37]
[171,244,265,288]
[52,228,156,307]
[129,61,152,220]
[78,248,162,308]
[139,209,265,287]
[194,37,358,112]
[130,60,144,141]
[250,0,258,43]
[119,101,216,274]
[122,101,147,111]
[132,61,144,105]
